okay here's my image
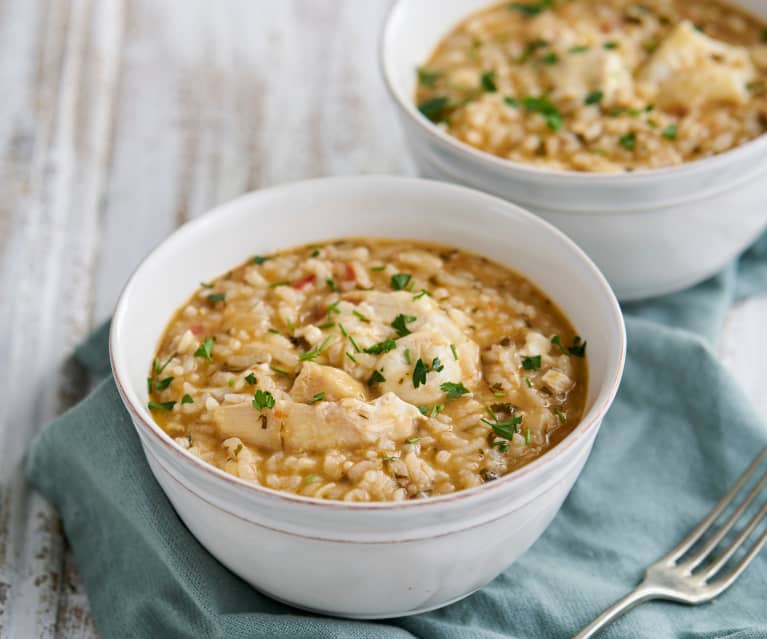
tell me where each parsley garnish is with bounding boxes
[413,358,430,388]
[156,376,174,390]
[525,376,533,388]
[619,132,637,150]
[267,328,281,334]
[413,289,431,300]
[148,400,176,411]
[480,70,497,92]
[431,357,444,372]
[181,394,194,404]
[391,314,417,337]
[441,381,469,398]
[481,414,523,440]
[554,408,566,423]
[326,278,337,292]
[338,323,361,353]
[299,335,332,361]
[541,52,559,65]
[311,249,320,257]
[450,344,458,360]
[304,474,318,484]
[525,428,532,445]
[417,67,441,87]
[370,265,386,272]
[253,255,269,265]
[551,335,587,357]
[522,355,541,370]
[569,45,589,53]
[269,365,290,376]
[368,370,386,386]
[391,273,412,290]
[269,281,289,288]
[404,348,412,365]
[194,337,215,360]
[346,352,357,363]
[244,373,257,385]
[584,90,603,105]
[509,0,552,16]
[493,439,510,452]
[310,392,325,404]
[206,293,226,303]
[317,321,336,329]
[364,339,397,354]
[661,123,677,140]
[504,97,519,107]
[522,96,563,131]
[418,96,450,123]
[407,437,421,444]
[200,281,214,288]
[153,353,175,375]
[326,300,341,316]
[147,377,154,393]
[603,41,619,49]
[252,390,276,410]
[352,310,370,322]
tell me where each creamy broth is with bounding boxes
[148,239,588,502]
[415,0,767,172]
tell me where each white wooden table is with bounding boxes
[0,1,765,636]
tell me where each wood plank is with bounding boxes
[0,0,124,636]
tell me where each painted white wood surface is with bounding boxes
[0,1,764,637]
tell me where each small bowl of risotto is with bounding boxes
[110,176,625,618]
[381,0,767,300]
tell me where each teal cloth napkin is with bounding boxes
[26,232,767,639]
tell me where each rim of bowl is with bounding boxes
[379,0,767,186]
[110,175,627,513]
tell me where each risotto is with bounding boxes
[415,0,767,172]
[148,239,587,502]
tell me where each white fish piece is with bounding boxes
[541,368,574,395]
[639,21,754,106]
[547,48,633,105]
[290,361,367,403]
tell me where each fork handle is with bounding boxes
[572,585,660,639]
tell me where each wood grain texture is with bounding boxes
[0,1,763,638]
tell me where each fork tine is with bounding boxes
[707,524,767,594]
[679,467,767,571]
[701,499,767,581]
[666,448,767,563]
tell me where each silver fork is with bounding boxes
[574,447,767,639]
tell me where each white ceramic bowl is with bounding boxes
[381,0,767,301]
[110,176,625,618]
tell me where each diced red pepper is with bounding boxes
[292,274,316,290]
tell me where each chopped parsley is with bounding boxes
[181,394,194,404]
[441,381,469,399]
[417,67,441,87]
[148,400,176,411]
[518,38,548,62]
[603,41,619,49]
[391,314,417,337]
[481,414,523,440]
[252,390,276,410]
[504,97,519,108]
[551,335,587,357]
[407,437,421,444]
[352,309,370,323]
[346,352,357,363]
[492,439,510,452]
[413,358,430,388]
[480,70,497,92]
[525,428,532,445]
[554,408,566,423]
[317,321,336,329]
[193,337,215,360]
[326,300,341,316]
[381,455,399,462]
[147,377,154,393]
[227,378,235,388]
[200,281,214,288]
[619,132,637,150]
[450,344,458,360]
[391,273,412,290]
[584,90,604,106]
[368,370,386,386]
[569,45,590,53]
[661,123,678,140]
[418,96,450,123]
[431,357,444,372]
[310,392,325,404]
[303,474,318,484]
[404,348,412,365]
[370,265,386,272]
[338,323,361,353]
[269,365,290,376]
[494,391,505,398]
[326,278,337,292]
[206,292,226,303]
[522,96,563,131]
[153,353,175,375]
[311,248,320,257]
[413,289,431,300]
[509,0,552,16]
[522,355,542,371]
[252,255,269,265]
[419,404,443,418]
[541,52,559,65]
[155,376,174,390]
[525,376,533,388]
[269,281,289,288]
[267,328,281,334]
[299,335,333,361]
[244,373,258,385]
[364,339,397,354]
